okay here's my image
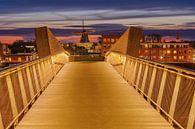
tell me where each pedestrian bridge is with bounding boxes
[0,27,195,129]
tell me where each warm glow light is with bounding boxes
[0,36,24,44]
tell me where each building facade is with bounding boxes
[101,35,121,55]
[139,42,194,63]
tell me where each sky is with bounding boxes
[0,0,195,43]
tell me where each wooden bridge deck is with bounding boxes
[16,62,173,129]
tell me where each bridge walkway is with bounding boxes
[16,62,173,129]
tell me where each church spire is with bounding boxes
[176,32,180,42]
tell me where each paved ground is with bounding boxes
[16,62,173,129]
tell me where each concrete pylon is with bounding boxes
[110,27,142,57]
[35,26,65,58]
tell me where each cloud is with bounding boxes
[0,7,195,31]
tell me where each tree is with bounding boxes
[8,40,36,54]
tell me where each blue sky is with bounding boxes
[0,0,195,42]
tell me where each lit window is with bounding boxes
[103,38,107,43]
[167,50,171,54]
[173,50,177,54]
[173,56,177,60]
[111,38,115,43]
[145,50,149,53]
[18,57,22,62]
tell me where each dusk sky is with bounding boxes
[0,0,195,43]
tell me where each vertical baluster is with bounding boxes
[37,63,44,88]
[131,61,138,86]
[125,59,133,82]
[187,91,195,129]
[168,74,182,124]
[123,58,129,80]
[47,59,54,81]
[40,61,46,87]
[6,75,18,120]
[157,70,167,111]
[0,113,4,129]
[32,65,40,93]
[122,56,127,77]
[26,67,35,99]
[135,62,143,90]
[147,67,157,102]
[49,58,55,77]
[141,64,149,92]
[17,71,28,107]
[44,60,49,83]
[128,59,133,79]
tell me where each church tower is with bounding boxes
[176,32,180,42]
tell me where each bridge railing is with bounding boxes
[0,52,69,129]
[106,51,195,129]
